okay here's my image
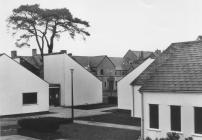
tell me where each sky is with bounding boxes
[1,0,202,57]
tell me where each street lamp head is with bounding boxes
[70,68,74,72]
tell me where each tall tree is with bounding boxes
[7,4,90,61]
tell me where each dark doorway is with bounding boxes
[49,84,60,106]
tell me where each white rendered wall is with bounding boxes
[0,55,49,116]
[44,54,102,106]
[143,92,202,140]
[133,86,142,118]
[117,58,154,111]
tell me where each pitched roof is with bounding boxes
[17,55,42,69]
[131,50,153,59]
[108,57,126,70]
[72,55,106,68]
[132,40,202,93]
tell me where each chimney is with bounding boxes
[60,50,67,54]
[11,50,17,58]
[155,49,161,55]
[32,49,37,56]
[140,51,144,59]
[68,53,72,57]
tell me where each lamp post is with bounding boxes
[70,68,74,121]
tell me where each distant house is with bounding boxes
[0,54,49,116]
[123,49,161,71]
[117,57,155,117]
[73,55,128,93]
[44,52,103,106]
[131,40,202,139]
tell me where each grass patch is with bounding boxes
[76,109,141,126]
[18,117,72,132]
[18,123,140,140]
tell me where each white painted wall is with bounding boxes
[0,54,49,116]
[133,86,142,118]
[143,92,202,140]
[44,54,102,106]
[117,58,154,114]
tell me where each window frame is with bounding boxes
[170,105,181,132]
[194,107,202,134]
[22,92,38,105]
[149,104,159,129]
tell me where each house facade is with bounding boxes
[44,52,103,106]
[0,54,49,116]
[117,58,155,117]
[133,40,202,140]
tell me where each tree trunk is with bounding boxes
[48,47,53,53]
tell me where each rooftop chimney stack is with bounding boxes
[60,50,67,54]
[68,53,72,57]
[32,49,37,56]
[11,50,17,58]
[140,51,144,59]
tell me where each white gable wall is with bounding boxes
[143,92,202,140]
[44,54,102,106]
[117,58,154,114]
[0,55,49,116]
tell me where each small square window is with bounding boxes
[23,92,37,105]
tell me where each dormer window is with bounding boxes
[100,69,104,75]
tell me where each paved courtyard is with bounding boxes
[0,106,141,140]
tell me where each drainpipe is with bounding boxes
[141,91,144,140]
[131,86,135,117]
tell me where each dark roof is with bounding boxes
[73,55,106,68]
[131,50,153,59]
[132,40,202,93]
[109,57,126,70]
[17,55,42,69]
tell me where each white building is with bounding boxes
[0,54,49,116]
[134,40,202,140]
[44,52,103,106]
[117,58,154,117]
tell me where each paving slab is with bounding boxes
[74,120,141,131]
[0,135,39,140]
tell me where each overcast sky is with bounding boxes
[1,0,202,57]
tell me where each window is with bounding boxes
[194,107,202,134]
[170,106,181,131]
[104,81,107,87]
[23,92,37,105]
[149,104,159,129]
[100,69,104,75]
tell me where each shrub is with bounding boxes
[166,132,180,140]
[185,137,193,140]
[108,96,117,104]
[145,137,152,140]
[18,117,72,132]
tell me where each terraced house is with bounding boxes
[12,50,102,107]
[131,39,202,140]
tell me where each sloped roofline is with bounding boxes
[96,55,116,69]
[66,53,102,81]
[117,57,151,83]
[1,53,50,85]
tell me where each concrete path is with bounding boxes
[74,120,141,131]
[0,135,39,140]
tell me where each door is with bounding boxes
[49,88,60,106]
